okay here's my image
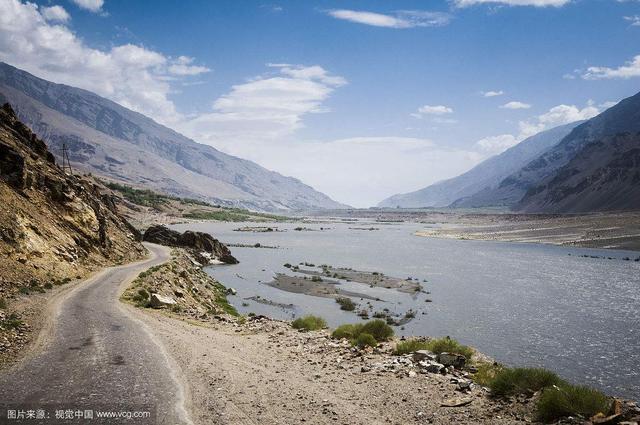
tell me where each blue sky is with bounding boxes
[1,0,639,206]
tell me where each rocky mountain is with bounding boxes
[518,132,640,212]
[378,122,580,208]
[0,103,145,294]
[476,93,640,212]
[0,62,346,211]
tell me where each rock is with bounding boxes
[438,352,466,369]
[421,361,445,374]
[227,288,237,295]
[143,225,238,264]
[591,413,623,425]
[441,397,473,407]
[173,289,184,298]
[149,293,177,308]
[413,350,436,362]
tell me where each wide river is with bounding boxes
[171,219,640,401]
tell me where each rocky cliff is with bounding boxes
[0,103,145,295]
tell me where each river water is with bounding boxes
[171,220,640,401]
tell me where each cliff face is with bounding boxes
[0,103,145,294]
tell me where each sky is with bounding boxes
[0,0,639,207]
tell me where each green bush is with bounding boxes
[335,297,356,311]
[331,320,394,343]
[354,333,377,348]
[535,383,611,423]
[360,320,394,341]
[331,323,362,340]
[44,282,53,290]
[393,338,430,355]
[489,367,563,397]
[292,315,327,331]
[425,337,474,359]
[137,288,149,299]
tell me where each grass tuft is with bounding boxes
[535,383,611,423]
[489,367,563,397]
[331,319,394,345]
[292,315,327,331]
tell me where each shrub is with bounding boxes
[0,298,6,309]
[331,323,362,340]
[44,282,53,290]
[137,288,149,299]
[393,339,430,355]
[335,297,356,311]
[311,276,323,282]
[361,320,394,341]
[292,315,327,331]
[489,367,563,397]
[18,287,30,295]
[425,337,474,359]
[354,333,377,349]
[535,383,611,423]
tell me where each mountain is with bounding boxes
[516,93,640,213]
[377,122,580,208]
[0,62,346,211]
[0,102,144,292]
[469,93,639,212]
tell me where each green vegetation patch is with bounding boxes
[331,319,394,346]
[424,337,474,359]
[292,315,327,331]
[354,333,377,348]
[393,338,430,355]
[489,367,563,397]
[335,297,356,311]
[535,383,611,423]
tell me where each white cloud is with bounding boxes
[475,134,518,154]
[179,64,346,142]
[411,104,454,118]
[624,15,640,26]
[475,102,601,155]
[599,100,618,109]
[70,0,103,13]
[327,9,451,28]
[167,56,211,76]
[500,101,531,109]
[481,90,504,97]
[453,0,570,6]
[40,5,70,22]
[583,54,640,79]
[0,0,209,124]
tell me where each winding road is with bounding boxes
[0,243,191,424]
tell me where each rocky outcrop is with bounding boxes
[143,225,238,264]
[0,102,145,295]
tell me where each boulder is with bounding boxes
[420,361,445,374]
[438,352,466,369]
[149,293,177,308]
[412,349,436,363]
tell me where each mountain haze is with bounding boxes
[0,62,346,211]
[378,122,580,208]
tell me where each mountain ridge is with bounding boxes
[0,62,347,211]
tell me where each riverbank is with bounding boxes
[125,252,640,424]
